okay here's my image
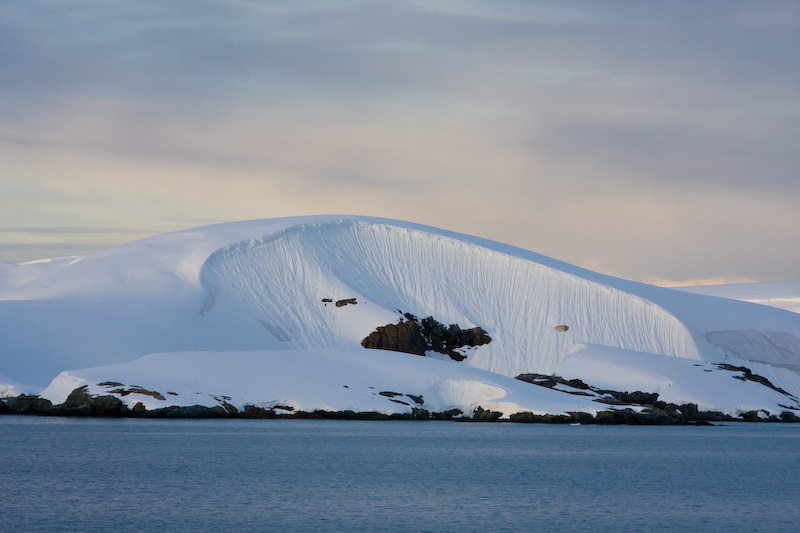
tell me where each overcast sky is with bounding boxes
[1,1,798,285]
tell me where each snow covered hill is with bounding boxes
[2,216,799,419]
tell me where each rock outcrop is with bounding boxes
[51,385,128,416]
[362,313,491,361]
[361,317,427,355]
[0,394,53,414]
[418,316,492,361]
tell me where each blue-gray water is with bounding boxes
[2,418,798,532]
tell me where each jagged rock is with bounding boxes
[335,298,357,307]
[406,394,424,405]
[361,313,491,361]
[58,385,127,416]
[361,318,427,355]
[418,316,491,361]
[716,364,795,397]
[64,386,92,409]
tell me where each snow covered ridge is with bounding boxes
[1,215,799,421]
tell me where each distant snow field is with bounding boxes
[2,216,799,419]
[678,281,800,314]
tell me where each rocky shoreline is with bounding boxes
[2,385,798,424]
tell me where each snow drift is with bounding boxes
[2,215,799,417]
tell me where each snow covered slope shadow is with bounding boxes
[2,215,800,416]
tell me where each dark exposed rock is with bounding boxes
[509,411,573,424]
[1,394,53,414]
[106,386,166,401]
[595,395,629,406]
[513,373,751,423]
[716,364,796,398]
[598,390,660,406]
[596,408,679,425]
[322,298,333,303]
[64,386,91,408]
[221,402,239,415]
[362,318,427,355]
[87,395,127,416]
[59,385,127,416]
[362,313,491,361]
[740,410,764,422]
[564,378,591,390]
[411,408,430,420]
[514,374,593,395]
[240,405,278,418]
[406,394,424,405]
[335,298,357,307]
[471,406,503,421]
[144,405,228,418]
[418,316,491,361]
[516,373,558,387]
[430,408,463,420]
[2,383,795,423]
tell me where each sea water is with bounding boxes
[1,418,798,532]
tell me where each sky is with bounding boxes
[1,1,798,285]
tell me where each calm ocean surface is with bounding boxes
[1,418,798,532]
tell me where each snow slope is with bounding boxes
[40,349,607,418]
[556,344,800,415]
[3,215,800,416]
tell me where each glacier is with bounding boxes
[2,215,799,419]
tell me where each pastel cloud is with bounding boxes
[1,1,798,283]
